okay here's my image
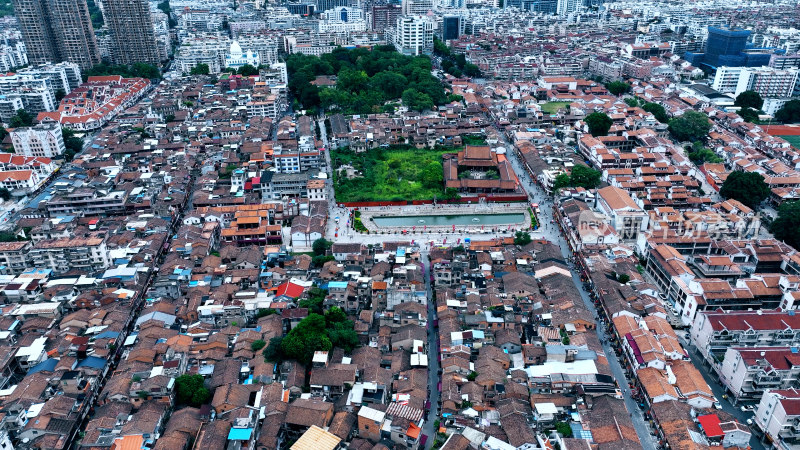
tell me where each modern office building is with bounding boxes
[371,5,401,33]
[12,0,101,70]
[705,27,750,67]
[315,0,347,13]
[441,15,462,41]
[103,0,161,65]
[685,27,771,71]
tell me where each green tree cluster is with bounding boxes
[174,374,210,406]
[8,109,33,128]
[772,201,800,251]
[719,171,770,209]
[642,103,669,123]
[584,112,613,137]
[514,231,532,246]
[236,64,259,76]
[434,38,480,78]
[312,238,332,256]
[189,64,210,76]
[668,110,712,142]
[734,90,764,110]
[279,309,359,365]
[312,255,335,267]
[553,165,603,191]
[686,142,722,165]
[287,46,446,115]
[738,107,759,123]
[84,63,160,80]
[87,0,103,28]
[605,81,631,96]
[299,287,328,314]
[62,128,83,161]
[554,422,573,438]
[157,0,177,27]
[776,100,800,123]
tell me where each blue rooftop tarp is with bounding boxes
[28,358,57,374]
[94,330,120,340]
[228,428,253,440]
[76,356,107,370]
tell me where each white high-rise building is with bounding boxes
[713,66,799,98]
[394,15,434,56]
[10,122,66,158]
[402,0,433,16]
[556,0,579,16]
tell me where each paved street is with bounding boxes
[421,251,440,449]
[495,128,659,450]
[679,336,766,450]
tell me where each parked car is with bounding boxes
[714,402,722,410]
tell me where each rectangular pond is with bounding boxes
[372,213,526,227]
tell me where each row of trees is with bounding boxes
[287,46,446,115]
[433,38,481,78]
[83,63,160,81]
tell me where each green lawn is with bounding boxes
[780,135,800,151]
[540,102,571,114]
[332,146,456,202]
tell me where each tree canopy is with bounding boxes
[719,171,770,209]
[189,64,210,76]
[771,201,800,251]
[569,165,602,189]
[174,374,210,407]
[84,63,160,80]
[62,128,83,161]
[686,142,722,165]
[237,64,259,76]
[776,100,800,124]
[552,173,571,192]
[279,309,359,365]
[287,46,446,115]
[8,109,33,128]
[738,107,759,123]
[584,112,612,137]
[434,38,480,79]
[299,287,327,314]
[668,110,712,142]
[312,238,332,256]
[514,231,532,246]
[605,81,630,96]
[734,90,764,110]
[642,102,669,123]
